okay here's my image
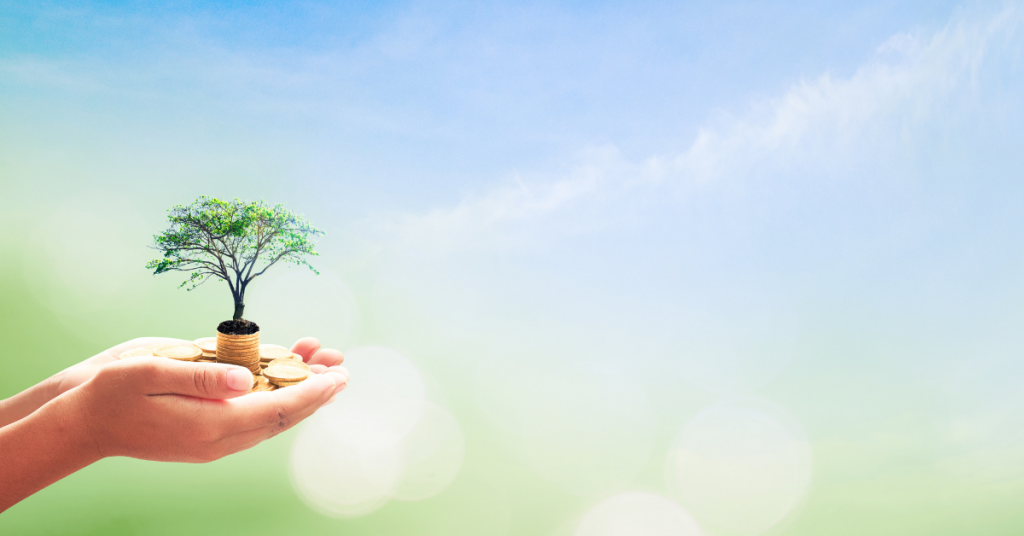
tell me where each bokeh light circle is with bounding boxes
[290,406,403,518]
[341,346,427,442]
[575,492,704,536]
[665,400,811,536]
[291,346,465,517]
[391,401,466,501]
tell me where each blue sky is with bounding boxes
[0,0,972,211]
[4,1,1024,533]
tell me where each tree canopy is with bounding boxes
[147,196,324,320]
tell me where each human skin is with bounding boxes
[0,337,349,513]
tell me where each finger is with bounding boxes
[107,337,190,359]
[309,364,327,374]
[323,370,348,395]
[225,373,338,434]
[290,337,321,362]
[308,348,344,367]
[324,365,350,383]
[129,358,254,399]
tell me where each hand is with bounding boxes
[63,355,348,462]
[0,336,350,430]
[0,335,350,512]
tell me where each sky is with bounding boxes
[3,1,1024,535]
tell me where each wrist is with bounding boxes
[0,374,63,429]
[0,389,103,512]
[45,389,107,465]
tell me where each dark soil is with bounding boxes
[217,319,260,335]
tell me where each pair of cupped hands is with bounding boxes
[38,337,348,463]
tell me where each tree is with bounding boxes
[147,196,324,321]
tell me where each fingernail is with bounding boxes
[226,368,253,391]
[322,395,338,406]
[332,380,347,396]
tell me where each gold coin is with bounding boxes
[259,346,293,361]
[251,375,271,391]
[218,351,259,359]
[216,345,260,354]
[267,358,310,371]
[219,344,259,352]
[217,334,260,342]
[217,350,260,358]
[214,350,256,358]
[290,353,304,361]
[263,366,309,383]
[193,337,218,353]
[119,347,158,359]
[217,337,259,345]
[155,344,202,361]
[219,357,258,363]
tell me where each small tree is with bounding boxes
[147,196,324,321]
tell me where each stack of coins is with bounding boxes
[216,331,262,375]
[193,337,218,363]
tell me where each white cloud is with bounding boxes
[378,4,1024,252]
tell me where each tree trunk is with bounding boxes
[233,301,245,320]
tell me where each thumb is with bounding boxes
[138,359,254,399]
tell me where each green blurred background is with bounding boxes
[4,1,1024,535]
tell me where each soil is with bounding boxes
[217,319,260,335]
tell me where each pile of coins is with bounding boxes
[116,338,311,393]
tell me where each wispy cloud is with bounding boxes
[378,4,1024,252]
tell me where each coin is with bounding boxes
[251,375,274,392]
[218,349,260,359]
[216,338,260,346]
[155,344,202,361]
[267,358,310,371]
[263,365,310,384]
[119,347,158,359]
[193,337,218,353]
[259,346,293,361]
